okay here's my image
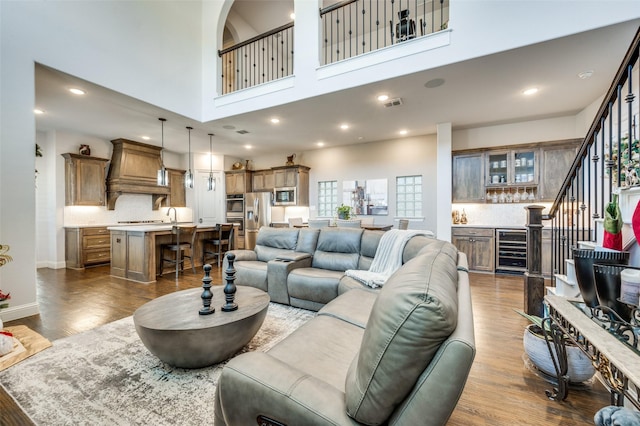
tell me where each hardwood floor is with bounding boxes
[1,267,610,425]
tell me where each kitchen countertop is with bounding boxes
[107,223,214,232]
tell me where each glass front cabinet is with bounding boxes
[486,149,538,187]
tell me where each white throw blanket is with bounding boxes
[345,229,433,288]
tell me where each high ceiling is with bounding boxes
[33,11,640,158]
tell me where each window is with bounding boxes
[396,175,422,217]
[317,180,338,217]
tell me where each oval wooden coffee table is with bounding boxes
[133,286,269,368]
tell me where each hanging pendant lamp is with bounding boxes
[207,133,216,191]
[184,126,194,189]
[157,118,169,186]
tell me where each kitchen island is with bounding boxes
[107,223,238,283]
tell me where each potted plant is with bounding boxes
[514,309,595,383]
[336,204,355,220]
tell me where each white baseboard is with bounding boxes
[0,302,40,322]
[37,261,66,269]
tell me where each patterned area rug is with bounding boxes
[0,303,315,425]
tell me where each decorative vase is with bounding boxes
[572,248,629,308]
[592,264,636,321]
[523,324,595,384]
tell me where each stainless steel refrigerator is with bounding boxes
[244,192,272,250]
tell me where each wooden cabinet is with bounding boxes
[272,165,310,206]
[225,170,252,194]
[252,170,274,192]
[538,141,580,201]
[452,227,495,272]
[109,229,152,282]
[486,149,537,187]
[65,226,111,269]
[110,230,127,277]
[452,153,485,203]
[165,168,186,207]
[62,153,109,206]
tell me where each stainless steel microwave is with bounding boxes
[273,187,296,206]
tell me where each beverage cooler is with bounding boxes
[496,229,527,274]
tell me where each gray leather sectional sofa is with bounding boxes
[223,226,435,311]
[215,236,475,425]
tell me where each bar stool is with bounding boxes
[202,223,234,268]
[398,219,409,230]
[159,225,197,278]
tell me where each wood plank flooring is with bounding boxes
[1,267,611,425]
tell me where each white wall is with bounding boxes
[303,135,438,232]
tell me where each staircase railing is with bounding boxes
[320,0,450,65]
[218,22,294,95]
[525,27,640,316]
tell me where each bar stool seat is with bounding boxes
[202,223,234,268]
[159,225,197,277]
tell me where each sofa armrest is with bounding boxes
[215,352,358,426]
[275,252,312,262]
[225,249,257,263]
[267,256,313,304]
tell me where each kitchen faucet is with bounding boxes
[167,207,177,224]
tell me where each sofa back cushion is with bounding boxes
[254,227,299,262]
[312,227,363,271]
[344,239,459,425]
[357,230,384,270]
[296,228,320,254]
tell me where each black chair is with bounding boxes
[202,223,234,268]
[159,225,197,277]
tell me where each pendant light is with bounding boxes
[207,133,216,191]
[157,118,169,186]
[184,126,194,189]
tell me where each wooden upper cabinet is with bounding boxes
[452,153,485,203]
[62,153,109,206]
[165,168,186,207]
[272,165,310,206]
[252,170,275,192]
[225,170,252,194]
[538,140,581,201]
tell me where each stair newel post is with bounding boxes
[199,264,215,315]
[222,253,238,312]
[525,205,545,317]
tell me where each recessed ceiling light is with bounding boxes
[141,136,150,140]
[33,109,45,115]
[578,70,594,79]
[340,123,349,130]
[424,78,445,88]
[270,118,280,124]
[399,129,408,135]
[290,12,295,20]
[377,94,389,102]
[69,88,86,95]
[245,145,252,150]
[317,141,324,147]
[523,87,539,96]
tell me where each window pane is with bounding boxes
[395,175,422,218]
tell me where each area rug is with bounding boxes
[0,325,52,372]
[0,303,315,425]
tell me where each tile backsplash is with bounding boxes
[451,202,553,227]
[64,193,193,226]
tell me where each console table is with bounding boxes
[544,294,640,409]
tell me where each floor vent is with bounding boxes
[236,130,250,134]
[384,97,403,108]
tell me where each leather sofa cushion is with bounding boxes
[287,268,344,305]
[296,228,320,254]
[312,228,363,271]
[233,260,268,292]
[358,230,384,270]
[254,227,299,262]
[344,240,459,425]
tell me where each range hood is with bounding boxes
[106,138,170,210]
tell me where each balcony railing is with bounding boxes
[218,23,294,95]
[320,0,450,65]
[526,27,640,316]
